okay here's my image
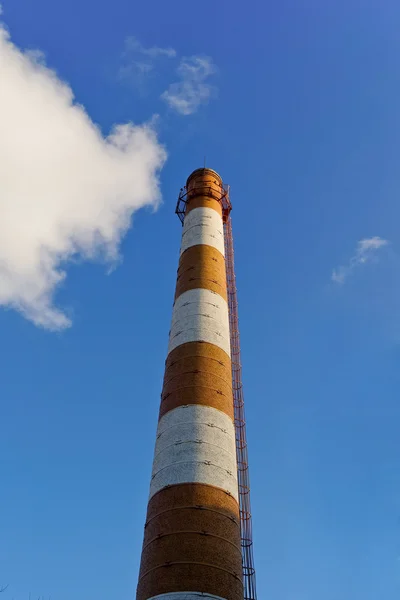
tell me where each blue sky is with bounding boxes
[1,0,400,598]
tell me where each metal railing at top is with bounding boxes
[176,183,231,224]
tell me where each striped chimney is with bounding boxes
[136,168,243,600]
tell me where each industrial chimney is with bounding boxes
[136,168,256,600]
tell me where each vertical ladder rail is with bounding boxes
[224,215,258,600]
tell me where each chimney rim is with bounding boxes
[186,167,223,188]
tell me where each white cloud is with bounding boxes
[332,237,389,284]
[0,21,166,330]
[118,36,176,82]
[25,48,46,65]
[161,56,216,115]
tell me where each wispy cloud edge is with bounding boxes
[161,55,217,115]
[331,236,389,285]
[118,36,176,82]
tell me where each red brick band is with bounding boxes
[160,342,233,420]
[185,169,224,218]
[175,244,227,302]
[137,483,242,600]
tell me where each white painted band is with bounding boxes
[149,405,238,502]
[180,207,225,257]
[168,288,231,357]
[149,458,238,502]
[154,405,236,459]
[147,594,228,600]
[157,404,233,432]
